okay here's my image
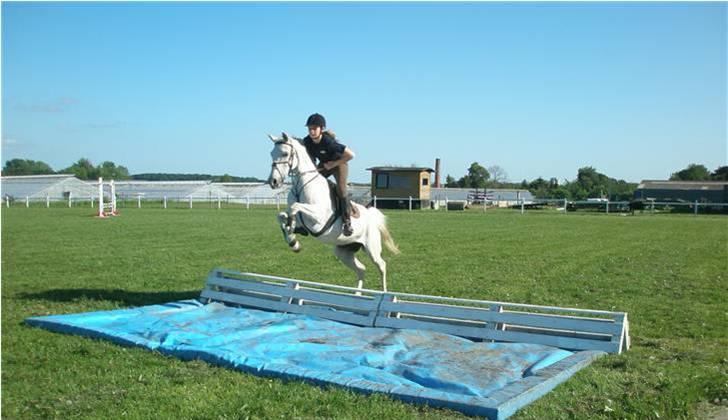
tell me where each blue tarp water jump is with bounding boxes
[26,299,602,418]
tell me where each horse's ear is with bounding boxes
[281,132,289,141]
[267,134,278,142]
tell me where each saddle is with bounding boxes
[326,179,360,219]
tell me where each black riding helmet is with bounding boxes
[305,113,326,128]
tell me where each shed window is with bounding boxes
[422,177,429,186]
[389,175,410,189]
[376,173,389,189]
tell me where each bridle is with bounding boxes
[270,141,297,180]
[271,140,321,200]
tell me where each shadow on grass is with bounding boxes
[18,289,199,306]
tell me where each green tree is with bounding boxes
[710,166,728,181]
[97,161,130,180]
[2,159,55,175]
[461,162,490,194]
[444,175,458,188]
[528,177,550,198]
[670,164,711,181]
[61,158,98,180]
[550,187,570,199]
[576,167,601,192]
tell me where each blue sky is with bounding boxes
[2,2,726,183]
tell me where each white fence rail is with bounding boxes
[3,194,727,215]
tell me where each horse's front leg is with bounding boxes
[278,211,301,252]
[289,203,326,234]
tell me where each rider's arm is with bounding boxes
[324,147,354,170]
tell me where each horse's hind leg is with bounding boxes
[333,245,366,294]
[363,235,388,292]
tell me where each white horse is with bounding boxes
[267,133,399,292]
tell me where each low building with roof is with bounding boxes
[430,188,534,207]
[366,166,434,209]
[634,180,728,203]
[1,174,98,202]
[110,181,289,204]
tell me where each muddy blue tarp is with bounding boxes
[26,299,602,419]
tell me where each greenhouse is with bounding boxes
[1,174,98,202]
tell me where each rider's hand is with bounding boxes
[322,161,337,171]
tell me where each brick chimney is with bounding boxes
[434,158,441,188]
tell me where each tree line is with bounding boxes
[4,157,726,199]
[445,163,728,201]
[1,158,263,182]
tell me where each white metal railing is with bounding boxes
[3,194,727,216]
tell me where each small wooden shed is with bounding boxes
[366,166,434,209]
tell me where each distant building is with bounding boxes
[634,180,728,203]
[1,174,98,201]
[113,180,231,201]
[366,166,434,209]
[430,188,534,207]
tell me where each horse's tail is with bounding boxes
[370,208,400,255]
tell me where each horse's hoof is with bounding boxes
[291,241,301,252]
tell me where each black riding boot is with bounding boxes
[341,199,353,237]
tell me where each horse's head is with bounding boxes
[267,132,297,189]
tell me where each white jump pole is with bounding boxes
[46,194,50,208]
[137,195,141,209]
[98,177,104,217]
[111,180,116,214]
[163,196,167,209]
[25,196,29,208]
[409,196,412,211]
[97,177,117,217]
[68,191,72,208]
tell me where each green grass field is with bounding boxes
[2,207,727,419]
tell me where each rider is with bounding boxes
[302,113,355,236]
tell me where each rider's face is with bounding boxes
[308,125,323,140]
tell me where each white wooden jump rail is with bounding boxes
[201,269,630,354]
[97,177,117,218]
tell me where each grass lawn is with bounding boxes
[2,206,727,419]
